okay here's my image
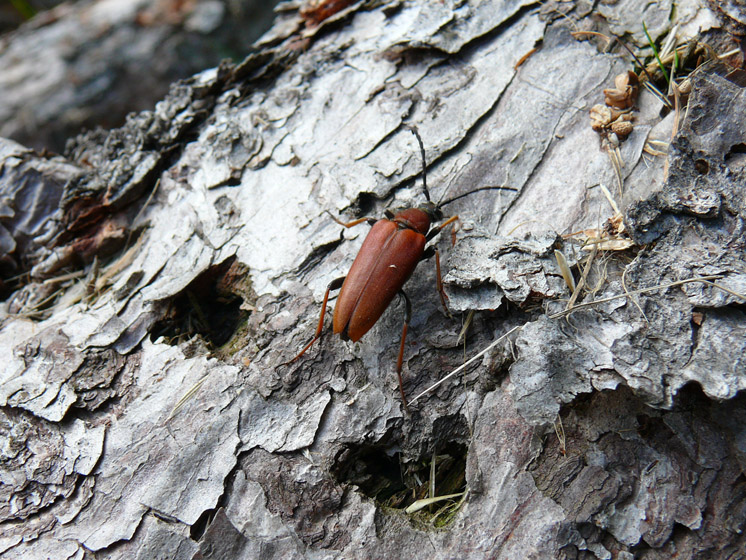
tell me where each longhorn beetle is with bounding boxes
[287,127,515,409]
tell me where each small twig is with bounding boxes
[621,263,648,323]
[548,275,725,320]
[405,493,465,515]
[429,451,436,500]
[659,24,679,60]
[554,250,576,294]
[10,284,67,318]
[168,374,210,421]
[718,48,742,59]
[570,31,612,48]
[95,231,145,293]
[613,34,657,85]
[609,148,624,199]
[663,78,684,183]
[566,243,597,310]
[409,325,522,404]
[698,279,746,301]
[641,80,673,110]
[41,270,87,285]
[598,183,621,215]
[456,310,475,346]
[126,178,160,248]
[553,415,566,456]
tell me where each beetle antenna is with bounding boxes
[407,126,431,203]
[405,125,517,208]
[438,185,518,208]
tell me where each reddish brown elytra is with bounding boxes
[287,127,515,409]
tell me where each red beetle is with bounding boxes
[287,127,514,408]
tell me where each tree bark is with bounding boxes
[0,0,278,153]
[1,1,745,559]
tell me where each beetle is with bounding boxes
[286,127,515,409]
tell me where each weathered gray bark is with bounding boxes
[0,0,278,153]
[1,1,745,559]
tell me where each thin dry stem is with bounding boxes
[622,263,648,323]
[549,275,727,319]
[553,415,567,455]
[554,250,576,293]
[566,243,598,310]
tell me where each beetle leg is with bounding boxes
[434,248,452,317]
[420,246,452,318]
[396,290,412,412]
[325,211,377,229]
[285,276,345,366]
[425,214,459,242]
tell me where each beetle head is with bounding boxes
[394,207,433,235]
[421,200,443,222]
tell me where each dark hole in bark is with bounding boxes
[725,142,746,169]
[694,159,709,174]
[190,507,218,541]
[332,440,468,524]
[150,256,251,349]
[635,412,658,439]
[354,191,379,217]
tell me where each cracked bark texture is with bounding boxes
[1,1,746,559]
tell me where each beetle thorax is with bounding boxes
[393,208,431,235]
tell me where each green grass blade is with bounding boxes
[643,20,669,86]
[10,0,36,20]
